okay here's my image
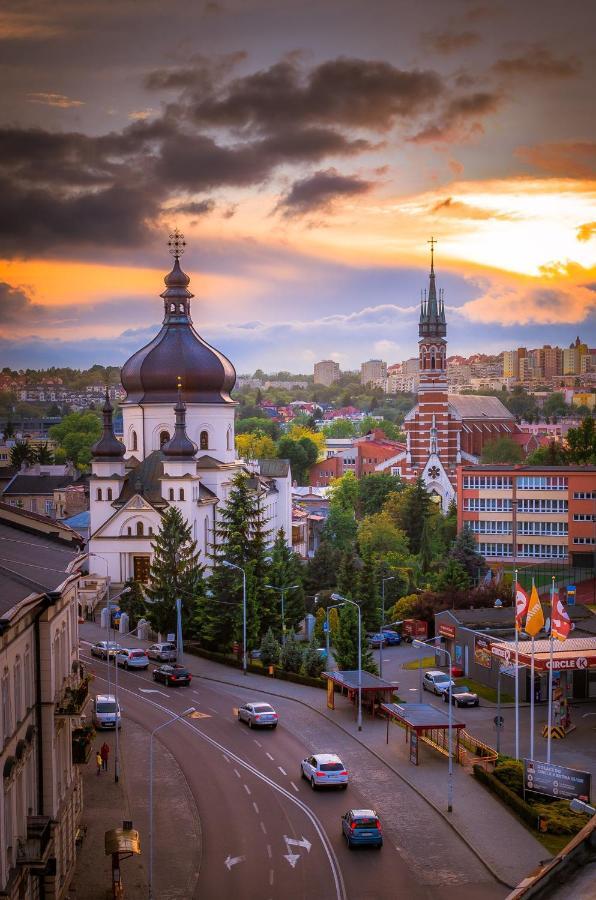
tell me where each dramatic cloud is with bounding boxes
[576,222,596,242]
[171,199,216,217]
[26,92,83,108]
[423,30,481,54]
[493,46,581,80]
[431,196,511,221]
[516,141,596,177]
[0,282,45,324]
[461,276,596,326]
[410,91,502,144]
[276,169,373,218]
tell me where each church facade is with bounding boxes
[378,245,520,510]
[88,235,291,584]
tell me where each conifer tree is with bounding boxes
[333,603,376,673]
[418,517,434,573]
[265,528,305,639]
[337,551,358,598]
[304,539,340,592]
[391,477,431,554]
[145,506,204,637]
[357,551,379,631]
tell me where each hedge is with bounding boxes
[185,644,328,690]
[473,764,539,829]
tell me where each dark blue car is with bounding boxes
[341,809,383,849]
[381,629,401,645]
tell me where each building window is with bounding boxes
[518,499,568,513]
[468,521,512,534]
[463,498,512,512]
[127,526,132,536]
[45,499,54,514]
[179,488,185,500]
[96,488,103,501]
[518,543,568,559]
[13,659,22,725]
[159,430,170,448]
[227,428,232,451]
[573,491,596,500]
[517,476,568,491]
[204,517,209,553]
[2,671,12,741]
[200,431,209,450]
[148,526,153,535]
[169,488,174,500]
[477,542,513,558]
[517,521,568,536]
[573,513,595,521]
[463,476,513,490]
[136,522,144,536]
[131,431,138,452]
[573,536,595,545]
[107,488,113,501]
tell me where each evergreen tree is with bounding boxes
[322,504,357,552]
[333,603,376,673]
[145,507,204,637]
[356,551,379,631]
[313,607,326,645]
[328,606,340,646]
[266,528,305,638]
[259,628,281,667]
[435,559,470,592]
[450,525,486,581]
[386,477,431,554]
[119,578,148,627]
[337,551,358,598]
[35,442,54,464]
[301,641,326,678]
[10,440,34,469]
[280,635,303,673]
[418,517,433,573]
[305,539,340,592]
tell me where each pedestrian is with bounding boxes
[96,750,102,776]
[100,741,110,771]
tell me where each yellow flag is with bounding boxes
[524,584,545,637]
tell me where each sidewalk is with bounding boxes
[69,695,200,899]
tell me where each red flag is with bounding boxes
[515,582,529,631]
[551,595,571,642]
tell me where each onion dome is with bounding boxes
[121,230,236,405]
[162,381,198,459]
[91,390,126,458]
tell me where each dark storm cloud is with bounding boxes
[275,169,373,218]
[423,30,481,54]
[171,199,216,216]
[409,91,502,144]
[493,46,581,79]
[0,282,47,323]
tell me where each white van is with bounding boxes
[93,694,121,729]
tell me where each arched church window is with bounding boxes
[159,430,170,448]
[170,303,175,313]
[179,303,184,313]
[200,431,209,450]
[131,431,138,452]
[107,488,113,501]
[97,488,102,501]
[127,526,132,536]
[136,521,144,536]
[168,488,174,501]
[148,526,153,535]
[179,488,185,500]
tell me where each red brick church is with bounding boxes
[378,243,524,509]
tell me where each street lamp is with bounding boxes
[413,636,454,813]
[113,615,148,784]
[149,707,196,899]
[331,593,363,732]
[265,583,299,645]
[378,576,395,679]
[222,560,247,674]
[105,586,131,719]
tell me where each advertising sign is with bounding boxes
[439,623,456,639]
[566,586,576,606]
[455,644,463,667]
[409,731,419,766]
[327,677,335,710]
[474,635,493,668]
[524,759,591,802]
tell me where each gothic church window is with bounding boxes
[131,431,138,452]
[97,488,102,500]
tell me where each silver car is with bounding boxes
[301,753,348,790]
[237,701,278,729]
[147,642,177,662]
[92,694,121,729]
[423,670,456,695]
[90,641,121,661]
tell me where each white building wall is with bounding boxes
[122,402,236,463]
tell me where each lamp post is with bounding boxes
[105,586,131,784]
[413,636,454,813]
[112,613,148,785]
[265,584,299,646]
[379,576,395,679]
[222,560,247,674]
[331,593,363,731]
[149,707,195,899]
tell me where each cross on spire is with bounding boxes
[428,235,437,272]
[168,228,186,258]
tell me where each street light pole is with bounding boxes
[149,707,195,900]
[331,593,363,731]
[413,637,453,813]
[265,584,299,646]
[379,576,395,680]
[223,561,247,673]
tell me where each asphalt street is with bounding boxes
[81,642,507,900]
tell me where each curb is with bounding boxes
[191,663,518,889]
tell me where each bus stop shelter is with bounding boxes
[381,702,466,766]
[323,670,397,719]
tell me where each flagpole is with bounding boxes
[530,578,537,761]
[547,576,555,764]
[515,568,519,761]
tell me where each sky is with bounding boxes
[0,0,595,374]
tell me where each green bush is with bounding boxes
[494,758,524,793]
[260,628,281,667]
[473,765,539,829]
[533,802,589,835]
[280,636,303,673]
[301,641,326,678]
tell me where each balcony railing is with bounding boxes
[55,673,91,717]
[72,726,95,764]
[17,816,52,871]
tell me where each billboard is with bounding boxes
[524,759,591,802]
[438,623,456,639]
[474,635,493,669]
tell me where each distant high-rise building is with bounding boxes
[543,345,562,378]
[563,337,588,375]
[313,359,341,386]
[502,351,519,378]
[360,359,387,386]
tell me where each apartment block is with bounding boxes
[457,465,596,566]
[313,360,341,386]
[360,359,387,386]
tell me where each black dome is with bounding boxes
[121,257,236,404]
[92,391,126,458]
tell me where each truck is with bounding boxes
[401,619,428,642]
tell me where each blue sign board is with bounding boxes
[567,585,576,606]
[323,621,330,633]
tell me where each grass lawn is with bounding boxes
[537,832,571,856]
[402,655,435,670]
[455,677,514,704]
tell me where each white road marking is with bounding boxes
[207,706,218,713]
[224,854,245,870]
[278,766,287,776]
[266,844,272,859]
[290,781,299,793]
[138,688,169,697]
[260,821,267,834]
[408,688,418,692]
[284,852,300,868]
[265,752,274,761]
[223,754,230,764]
[269,869,274,885]
[192,690,201,697]
[252,802,259,815]
[285,835,312,853]
[244,784,251,796]
[233,768,241,778]
[253,739,262,748]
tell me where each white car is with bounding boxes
[301,753,348,790]
[92,694,121,729]
[147,642,177,662]
[423,670,456,696]
[90,641,121,660]
[116,648,149,670]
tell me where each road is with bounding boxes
[81,644,506,900]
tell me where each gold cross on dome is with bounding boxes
[168,228,186,258]
[428,236,437,253]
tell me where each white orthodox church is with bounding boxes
[88,234,292,584]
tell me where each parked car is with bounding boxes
[301,753,348,790]
[147,642,177,662]
[443,684,479,707]
[237,702,278,728]
[367,633,387,649]
[116,648,149,670]
[422,670,456,696]
[92,694,121,729]
[152,664,192,686]
[341,809,383,849]
[90,641,121,660]
[381,629,401,646]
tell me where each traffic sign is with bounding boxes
[567,586,576,606]
[494,715,504,728]
[323,621,329,633]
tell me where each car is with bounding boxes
[147,642,178,662]
[237,702,278,728]
[90,641,121,660]
[381,629,401,646]
[367,633,387,649]
[301,753,348,790]
[152,664,192,686]
[92,694,121,729]
[341,809,383,849]
[116,648,149,670]
[443,684,480,707]
[422,670,456,696]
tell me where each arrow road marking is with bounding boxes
[284,835,312,853]
[138,688,169,697]
[284,852,300,868]
[224,854,245,871]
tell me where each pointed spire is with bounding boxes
[91,387,125,458]
[419,237,446,339]
[162,378,198,459]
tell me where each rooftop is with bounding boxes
[381,702,466,730]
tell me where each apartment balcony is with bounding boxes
[16,816,52,872]
[72,725,94,764]
[55,671,91,717]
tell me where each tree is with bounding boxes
[337,551,359,597]
[313,607,327,645]
[145,507,205,637]
[357,473,404,518]
[328,606,340,645]
[526,441,569,466]
[434,559,470,592]
[357,552,379,631]
[236,431,277,460]
[450,526,486,581]
[359,417,401,440]
[357,511,409,559]
[119,578,148,626]
[543,392,569,418]
[10,440,35,469]
[35,442,54,464]
[267,528,305,637]
[2,420,14,441]
[236,417,281,440]
[385,477,431,555]
[387,593,418,623]
[418,517,433,573]
[323,504,357,552]
[304,539,341,592]
[277,436,318,484]
[333,603,376,673]
[286,423,325,454]
[480,436,524,464]
[566,417,596,464]
[323,419,356,438]
[301,641,326,678]
[48,410,102,470]
[259,628,281,667]
[328,471,359,513]
[280,636,303,673]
